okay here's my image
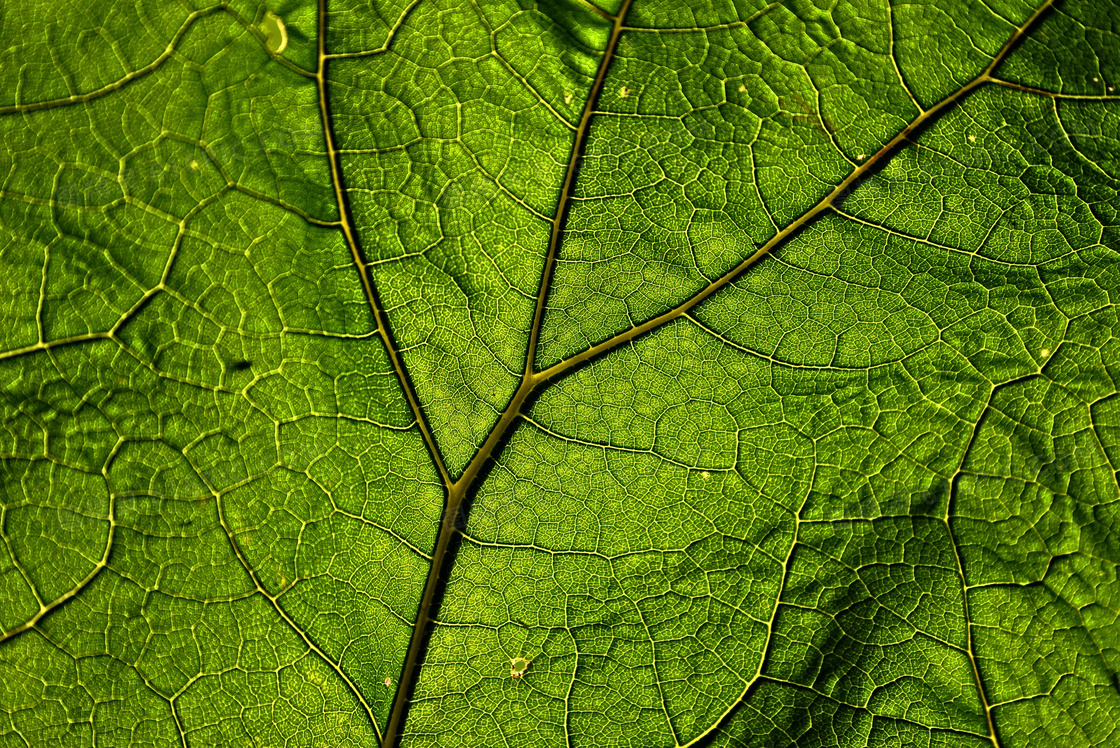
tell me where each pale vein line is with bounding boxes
[887,0,924,113]
[204,462,385,744]
[0,440,122,645]
[945,386,1004,748]
[0,7,222,116]
[323,0,423,60]
[990,78,1120,100]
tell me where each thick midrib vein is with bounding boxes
[320,0,1055,745]
[380,3,635,745]
[0,0,1064,743]
[316,2,456,741]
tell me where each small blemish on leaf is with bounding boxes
[510,657,531,678]
[738,84,747,92]
[701,471,711,480]
[189,160,199,171]
[384,677,393,687]
[1040,348,1050,357]
[262,10,289,55]
[620,87,631,98]
[857,154,865,160]
[564,92,573,105]
[233,360,252,371]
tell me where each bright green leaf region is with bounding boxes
[2,0,1119,746]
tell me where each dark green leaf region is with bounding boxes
[1,0,1118,747]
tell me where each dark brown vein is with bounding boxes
[524,0,634,378]
[324,0,1056,744]
[314,0,451,488]
[0,0,1064,744]
[380,1,633,745]
[535,0,1056,387]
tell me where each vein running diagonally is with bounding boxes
[535,0,1056,387]
[314,0,451,489]
[443,0,1058,504]
[379,3,635,744]
[311,0,1059,746]
[0,3,315,118]
[209,464,386,744]
[0,7,222,117]
[945,371,1045,748]
[0,441,122,646]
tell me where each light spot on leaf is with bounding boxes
[510,657,531,678]
[261,11,289,55]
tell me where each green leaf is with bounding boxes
[1,0,1118,746]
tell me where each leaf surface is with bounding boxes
[0,0,1118,747]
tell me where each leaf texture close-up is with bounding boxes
[1,0,1118,746]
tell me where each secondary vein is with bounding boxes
[314,0,452,489]
[374,0,1055,744]
[380,1,635,745]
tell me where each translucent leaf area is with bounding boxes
[1,0,1118,747]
